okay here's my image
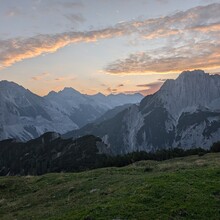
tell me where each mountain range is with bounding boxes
[0,81,143,141]
[64,70,220,155]
[1,69,220,156]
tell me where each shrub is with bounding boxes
[198,152,205,157]
[210,142,220,152]
[144,167,153,172]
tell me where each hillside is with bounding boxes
[0,153,219,220]
[0,133,107,176]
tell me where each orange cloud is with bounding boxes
[105,41,220,74]
[31,72,50,81]
[191,22,220,33]
[0,28,127,69]
[135,81,164,95]
[142,29,181,39]
[54,76,76,82]
[0,3,220,69]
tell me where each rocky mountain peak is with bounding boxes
[156,70,220,118]
[56,70,220,154]
[0,80,27,96]
[178,69,207,78]
[61,87,81,95]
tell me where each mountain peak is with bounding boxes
[92,92,106,98]
[156,69,220,118]
[61,87,81,94]
[178,69,208,79]
[160,69,211,92]
[0,80,37,101]
[46,90,57,96]
[0,80,25,91]
[46,87,82,98]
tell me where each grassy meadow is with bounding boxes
[0,153,219,220]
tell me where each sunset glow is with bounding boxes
[1,0,220,96]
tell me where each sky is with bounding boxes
[0,0,220,96]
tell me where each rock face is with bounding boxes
[0,81,78,141]
[0,81,143,141]
[66,70,220,155]
[0,133,107,175]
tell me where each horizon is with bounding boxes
[1,68,217,97]
[0,0,220,96]
[0,79,145,97]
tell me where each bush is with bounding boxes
[144,167,153,172]
[198,152,205,157]
[210,142,220,152]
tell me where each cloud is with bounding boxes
[64,13,85,24]
[117,83,124,87]
[105,41,220,74]
[31,72,50,81]
[105,87,119,93]
[54,76,76,81]
[136,81,163,88]
[158,78,169,82]
[135,81,164,95]
[37,0,84,12]
[124,88,159,96]
[54,1,84,9]
[5,7,22,17]
[111,81,165,96]
[0,3,220,69]
[104,3,220,74]
[59,1,85,25]
[100,83,107,87]
[104,83,125,94]
[190,22,220,33]
[0,26,128,69]
[128,3,220,39]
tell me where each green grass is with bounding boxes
[0,153,219,220]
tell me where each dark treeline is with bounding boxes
[0,134,219,175]
[101,142,220,168]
